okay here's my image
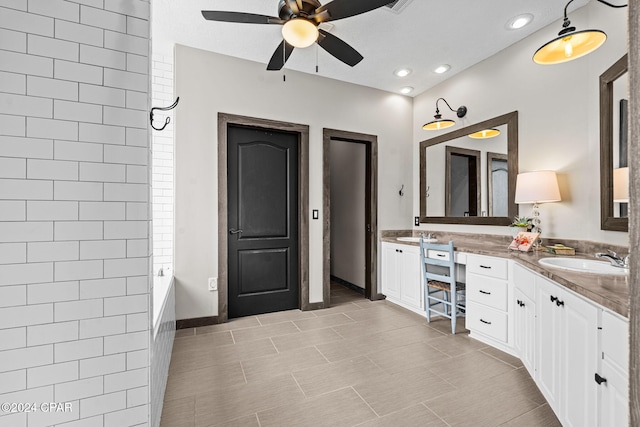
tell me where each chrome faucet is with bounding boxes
[595,250,629,268]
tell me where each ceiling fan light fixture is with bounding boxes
[282,18,319,48]
[469,128,501,139]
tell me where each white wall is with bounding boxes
[151,52,174,275]
[413,2,629,246]
[330,139,366,288]
[174,45,413,320]
[0,1,152,426]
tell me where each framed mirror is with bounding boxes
[420,111,518,225]
[600,54,628,232]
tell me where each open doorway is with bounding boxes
[322,129,379,307]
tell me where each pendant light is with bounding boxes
[533,0,627,65]
[469,128,500,139]
[422,98,467,131]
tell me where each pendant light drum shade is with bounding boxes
[533,29,607,65]
[468,128,501,139]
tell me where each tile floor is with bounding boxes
[160,283,561,427]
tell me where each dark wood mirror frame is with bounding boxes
[420,111,518,225]
[600,54,628,232]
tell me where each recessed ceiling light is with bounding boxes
[507,13,533,30]
[400,86,413,94]
[394,68,412,77]
[433,64,450,74]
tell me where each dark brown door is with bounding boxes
[227,125,299,318]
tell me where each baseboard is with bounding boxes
[175,316,219,329]
[330,275,365,295]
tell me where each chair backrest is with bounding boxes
[419,240,456,286]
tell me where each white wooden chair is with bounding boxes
[419,240,466,334]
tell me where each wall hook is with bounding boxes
[399,185,404,196]
[150,97,179,131]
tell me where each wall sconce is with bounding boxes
[422,97,467,131]
[515,171,561,237]
[613,167,629,203]
[533,0,627,65]
[468,128,500,139]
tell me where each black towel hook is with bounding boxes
[150,97,179,131]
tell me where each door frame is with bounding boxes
[322,128,380,303]
[218,113,309,322]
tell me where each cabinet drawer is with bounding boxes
[466,274,508,311]
[466,301,508,342]
[427,249,450,261]
[467,255,508,279]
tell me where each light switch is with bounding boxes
[313,210,319,220]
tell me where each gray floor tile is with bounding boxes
[164,283,559,427]
[292,355,388,397]
[257,387,377,427]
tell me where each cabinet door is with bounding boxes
[561,290,598,427]
[598,359,628,427]
[536,277,563,415]
[399,246,423,311]
[514,287,536,379]
[381,244,400,300]
[598,311,628,427]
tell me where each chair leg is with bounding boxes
[425,286,431,323]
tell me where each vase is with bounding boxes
[511,226,528,236]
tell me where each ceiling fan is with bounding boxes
[202,0,391,70]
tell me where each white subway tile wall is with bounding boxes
[0,1,152,427]
[151,53,173,275]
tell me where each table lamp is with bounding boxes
[514,171,562,238]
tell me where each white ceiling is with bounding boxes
[152,0,593,96]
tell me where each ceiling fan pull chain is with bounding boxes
[316,44,319,73]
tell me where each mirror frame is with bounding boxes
[600,54,628,232]
[420,111,518,225]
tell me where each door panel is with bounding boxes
[228,125,299,318]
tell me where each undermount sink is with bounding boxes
[538,257,628,275]
[396,237,438,243]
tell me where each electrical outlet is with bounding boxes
[414,216,420,226]
[208,277,217,291]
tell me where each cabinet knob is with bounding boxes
[594,373,607,385]
[556,299,564,307]
[550,295,558,303]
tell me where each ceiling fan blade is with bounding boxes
[201,11,285,25]
[317,29,363,67]
[313,0,390,22]
[267,40,295,70]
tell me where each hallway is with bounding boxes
[160,283,559,426]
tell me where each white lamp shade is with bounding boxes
[515,170,561,204]
[613,167,629,203]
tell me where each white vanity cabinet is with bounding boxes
[537,276,599,427]
[381,242,423,314]
[512,263,536,379]
[466,254,512,351]
[597,310,629,427]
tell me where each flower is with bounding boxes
[509,216,533,228]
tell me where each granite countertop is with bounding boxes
[381,230,629,318]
